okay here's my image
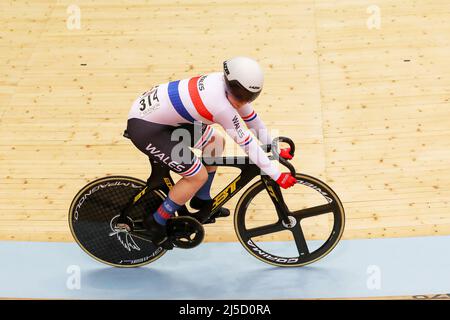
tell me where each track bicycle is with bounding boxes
[69,133,345,267]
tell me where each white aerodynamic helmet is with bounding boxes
[223,56,264,103]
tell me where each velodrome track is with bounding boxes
[1,0,449,299]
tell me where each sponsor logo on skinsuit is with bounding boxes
[232,115,245,138]
[145,143,186,172]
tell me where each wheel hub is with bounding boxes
[282,216,297,229]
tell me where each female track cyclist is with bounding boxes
[126,56,297,244]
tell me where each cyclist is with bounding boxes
[126,56,297,244]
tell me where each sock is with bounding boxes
[153,196,181,226]
[194,171,216,200]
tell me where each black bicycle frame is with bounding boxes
[119,132,296,225]
[121,155,291,225]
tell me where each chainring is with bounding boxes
[166,216,205,249]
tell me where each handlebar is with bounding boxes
[271,136,296,176]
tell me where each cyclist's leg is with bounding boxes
[167,167,207,204]
[127,119,208,230]
[182,122,220,194]
[188,124,229,216]
[191,125,225,200]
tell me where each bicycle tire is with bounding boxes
[234,173,345,267]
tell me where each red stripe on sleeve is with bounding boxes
[239,135,251,145]
[188,76,214,122]
[242,111,256,120]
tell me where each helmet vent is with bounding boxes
[223,61,230,75]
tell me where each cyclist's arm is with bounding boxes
[214,108,281,181]
[237,104,272,146]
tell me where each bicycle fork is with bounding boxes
[262,178,293,226]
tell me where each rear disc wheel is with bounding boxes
[69,176,167,267]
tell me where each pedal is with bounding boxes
[203,217,216,224]
[214,207,230,218]
[129,220,169,246]
[204,208,229,224]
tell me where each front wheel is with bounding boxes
[234,173,345,267]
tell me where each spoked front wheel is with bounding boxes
[234,173,345,267]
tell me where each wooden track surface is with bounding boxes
[1,0,449,242]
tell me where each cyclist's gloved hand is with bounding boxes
[276,172,297,189]
[279,147,293,160]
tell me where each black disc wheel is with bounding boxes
[234,173,345,267]
[69,176,167,267]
